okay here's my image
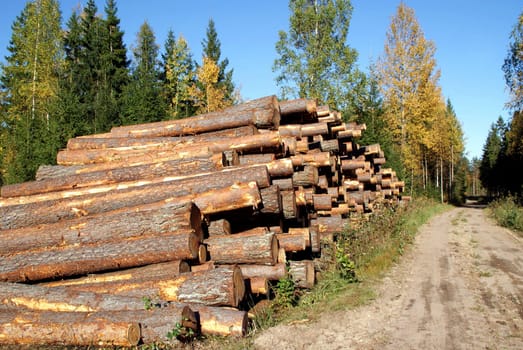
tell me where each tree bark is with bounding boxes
[0,201,203,255]
[279,98,317,116]
[110,95,280,138]
[260,185,282,215]
[248,276,270,295]
[290,152,332,167]
[189,305,248,337]
[280,190,297,219]
[292,165,319,187]
[0,282,155,312]
[207,219,231,236]
[276,233,307,252]
[0,165,270,230]
[289,260,315,289]
[0,310,141,347]
[205,231,278,265]
[0,232,201,282]
[3,157,223,197]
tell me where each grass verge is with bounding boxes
[487,196,523,236]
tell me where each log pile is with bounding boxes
[0,95,404,346]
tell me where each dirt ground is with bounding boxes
[254,204,523,349]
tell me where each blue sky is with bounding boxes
[1,1,521,160]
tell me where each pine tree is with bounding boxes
[201,19,235,103]
[0,0,63,183]
[273,0,360,111]
[479,117,506,196]
[120,21,167,124]
[162,30,196,118]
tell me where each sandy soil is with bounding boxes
[254,205,523,349]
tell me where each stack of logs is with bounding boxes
[0,95,404,347]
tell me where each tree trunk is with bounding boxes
[260,185,282,215]
[248,276,270,295]
[207,219,231,236]
[0,283,155,312]
[292,165,319,187]
[276,233,307,252]
[205,231,278,265]
[280,190,297,219]
[229,263,287,280]
[0,310,141,347]
[189,305,248,337]
[0,232,201,282]
[0,165,270,230]
[290,152,332,167]
[3,157,223,197]
[0,201,203,255]
[110,95,280,138]
[279,98,317,116]
[42,261,190,288]
[288,260,315,289]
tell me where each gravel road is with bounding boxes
[254,205,523,349]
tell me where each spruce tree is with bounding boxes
[201,19,235,103]
[120,21,167,124]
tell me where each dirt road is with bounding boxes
[254,206,523,349]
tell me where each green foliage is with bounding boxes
[503,10,523,111]
[166,319,195,342]
[120,21,167,125]
[273,0,360,110]
[273,273,297,309]
[488,196,523,233]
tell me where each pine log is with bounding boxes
[0,310,141,347]
[289,260,315,289]
[42,261,190,288]
[66,125,259,150]
[292,165,319,186]
[277,247,287,264]
[288,227,311,247]
[281,190,297,219]
[317,175,329,190]
[309,224,321,253]
[272,177,294,191]
[320,139,339,153]
[290,151,332,167]
[238,153,275,165]
[316,105,331,117]
[190,261,215,273]
[191,181,263,215]
[373,157,386,165]
[0,165,270,230]
[44,267,245,307]
[295,139,309,153]
[0,232,201,282]
[260,185,282,215]
[36,153,224,181]
[0,201,203,255]
[249,276,270,295]
[208,219,232,236]
[0,282,157,312]
[205,231,278,265]
[337,129,362,139]
[341,159,366,172]
[230,263,287,280]
[266,158,294,177]
[310,215,345,238]
[3,157,223,198]
[279,98,317,116]
[189,305,248,337]
[110,95,280,138]
[198,244,208,264]
[282,136,297,155]
[313,194,333,211]
[276,233,307,252]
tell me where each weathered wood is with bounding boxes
[208,219,231,236]
[260,185,282,215]
[198,244,208,264]
[238,153,275,165]
[0,283,157,312]
[266,158,294,177]
[288,227,311,247]
[189,305,248,337]
[205,230,278,265]
[110,95,280,138]
[3,157,223,197]
[42,261,190,288]
[249,276,270,295]
[292,165,319,186]
[281,190,297,219]
[0,201,203,255]
[279,98,317,116]
[320,139,339,153]
[310,215,345,238]
[0,310,141,347]
[317,175,329,190]
[290,151,332,167]
[309,224,321,253]
[276,233,307,252]
[272,177,294,191]
[341,159,366,172]
[191,181,262,215]
[289,260,315,289]
[66,125,259,150]
[316,105,331,117]
[0,165,270,230]
[313,194,333,211]
[0,232,201,282]
[228,263,287,280]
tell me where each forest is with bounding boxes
[0,0,521,203]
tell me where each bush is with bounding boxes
[488,196,523,233]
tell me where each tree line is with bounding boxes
[1,0,469,204]
[0,0,235,184]
[479,10,523,199]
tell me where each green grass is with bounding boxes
[488,196,523,235]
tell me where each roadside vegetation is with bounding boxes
[488,196,523,235]
[189,197,448,350]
